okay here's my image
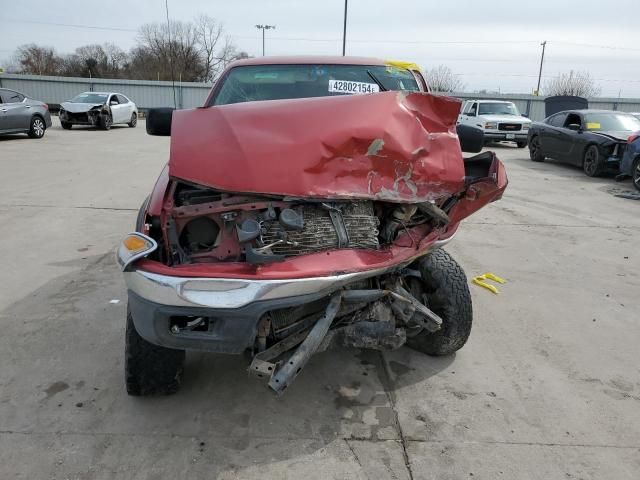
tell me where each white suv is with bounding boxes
[458,100,532,148]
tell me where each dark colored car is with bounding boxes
[116,56,507,396]
[0,88,52,138]
[619,133,640,190]
[528,109,640,177]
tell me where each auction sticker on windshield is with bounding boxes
[329,80,380,94]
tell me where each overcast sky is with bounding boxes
[1,0,639,97]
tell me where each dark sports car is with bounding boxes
[528,110,640,177]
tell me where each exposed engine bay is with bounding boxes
[154,180,454,267]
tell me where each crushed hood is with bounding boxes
[169,91,466,203]
[60,102,104,113]
[591,131,633,142]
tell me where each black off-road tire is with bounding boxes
[583,144,603,177]
[516,141,527,148]
[61,121,72,130]
[125,307,185,396]
[28,116,46,138]
[128,113,137,128]
[100,114,112,130]
[406,249,473,356]
[528,135,545,162]
[631,157,640,192]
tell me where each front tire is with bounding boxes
[125,307,185,396]
[128,113,137,128]
[516,141,527,148]
[632,157,640,192]
[28,116,46,138]
[529,135,544,162]
[61,121,72,130]
[583,144,603,177]
[406,249,473,356]
[100,114,112,130]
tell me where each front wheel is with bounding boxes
[632,157,640,192]
[61,121,72,130]
[583,144,603,177]
[405,249,473,356]
[529,136,544,162]
[125,307,185,396]
[100,114,112,130]
[28,116,46,138]
[128,112,137,128]
[516,141,527,148]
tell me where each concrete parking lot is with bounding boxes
[1,122,639,480]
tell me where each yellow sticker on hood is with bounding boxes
[586,122,601,130]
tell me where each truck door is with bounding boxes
[459,102,478,126]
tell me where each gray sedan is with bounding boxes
[0,88,52,138]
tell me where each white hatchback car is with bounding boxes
[59,92,138,130]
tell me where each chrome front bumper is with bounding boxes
[123,235,455,310]
[124,267,391,310]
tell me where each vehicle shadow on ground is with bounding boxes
[50,125,130,131]
[0,252,454,477]
[0,134,32,141]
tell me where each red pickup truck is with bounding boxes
[116,56,507,396]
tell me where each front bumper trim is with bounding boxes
[124,235,455,310]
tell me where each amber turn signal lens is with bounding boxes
[123,235,148,252]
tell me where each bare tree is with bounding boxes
[13,44,63,75]
[425,65,465,93]
[136,20,206,82]
[8,15,238,81]
[194,15,225,82]
[543,70,601,97]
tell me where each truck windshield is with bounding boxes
[211,64,420,106]
[478,102,519,116]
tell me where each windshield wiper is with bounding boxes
[366,70,388,92]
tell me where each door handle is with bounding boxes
[0,108,7,112]
[25,105,32,109]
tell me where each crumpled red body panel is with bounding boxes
[169,92,466,202]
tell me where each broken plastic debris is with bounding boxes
[109,299,121,304]
[472,273,506,295]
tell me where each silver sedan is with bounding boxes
[0,88,52,138]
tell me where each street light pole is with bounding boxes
[255,24,276,56]
[536,40,547,96]
[342,0,348,56]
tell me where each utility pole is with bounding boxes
[255,24,276,56]
[536,40,547,96]
[342,0,348,56]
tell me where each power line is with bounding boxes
[3,18,640,53]
[3,18,137,32]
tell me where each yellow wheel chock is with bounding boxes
[472,273,506,295]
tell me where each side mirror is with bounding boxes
[457,124,484,153]
[467,111,476,117]
[521,113,529,118]
[109,100,118,106]
[146,108,174,136]
[567,123,581,131]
